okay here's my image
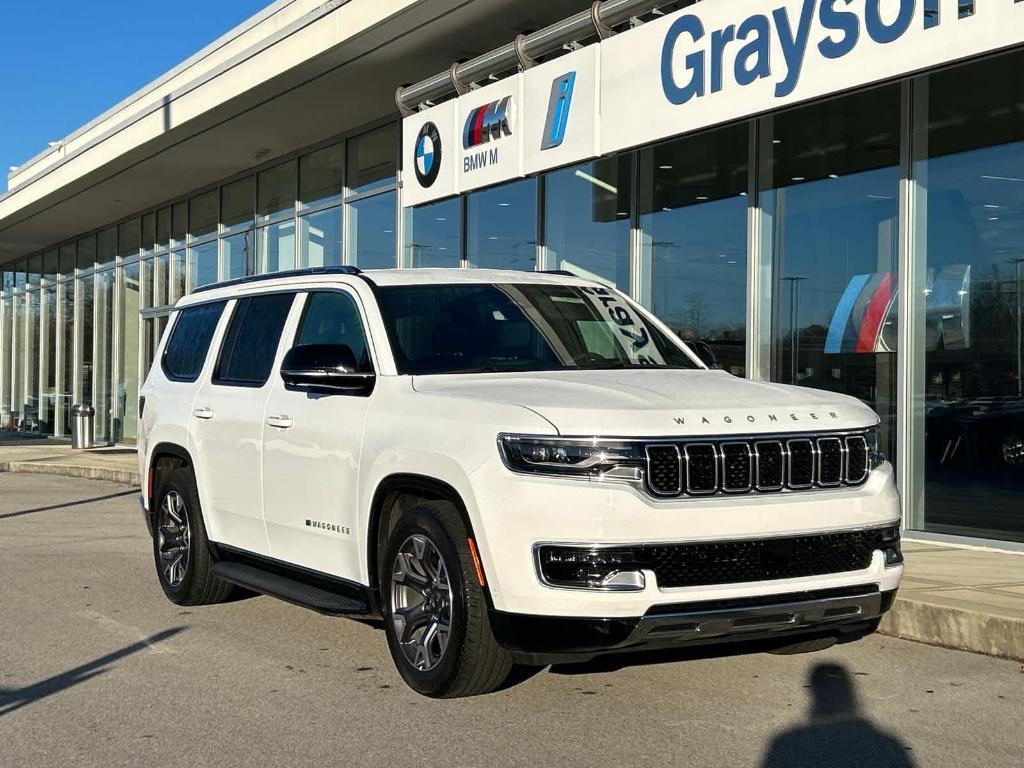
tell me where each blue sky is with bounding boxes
[0,0,269,179]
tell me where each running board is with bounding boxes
[211,561,371,616]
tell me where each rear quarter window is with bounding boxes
[161,301,227,382]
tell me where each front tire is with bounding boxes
[152,466,232,606]
[381,503,512,698]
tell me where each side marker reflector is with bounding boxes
[467,537,486,587]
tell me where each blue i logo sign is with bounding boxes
[541,71,576,150]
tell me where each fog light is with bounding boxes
[536,546,646,591]
[880,526,903,566]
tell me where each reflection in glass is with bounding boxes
[640,125,748,375]
[1,294,11,429]
[761,85,901,459]
[59,280,74,435]
[405,198,461,267]
[77,273,94,409]
[258,162,296,221]
[40,284,57,433]
[544,158,631,289]
[97,228,116,268]
[299,208,342,268]
[26,290,40,431]
[467,179,537,271]
[258,221,296,273]
[188,241,219,290]
[299,144,343,208]
[153,252,170,307]
[118,262,142,444]
[222,231,253,280]
[118,219,141,259]
[221,176,255,230]
[912,52,1024,542]
[77,237,96,272]
[347,192,396,269]
[170,251,186,302]
[189,190,218,239]
[347,124,397,195]
[94,270,115,442]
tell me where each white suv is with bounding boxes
[139,267,902,698]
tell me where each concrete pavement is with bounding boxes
[1,447,1022,661]
[1,474,1022,768]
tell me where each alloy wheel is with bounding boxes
[157,490,190,588]
[390,534,453,672]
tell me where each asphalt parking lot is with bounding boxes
[1,473,1021,768]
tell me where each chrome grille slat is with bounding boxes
[754,440,785,491]
[720,442,753,493]
[642,431,874,499]
[684,444,718,495]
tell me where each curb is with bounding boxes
[0,461,140,487]
[879,596,1024,661]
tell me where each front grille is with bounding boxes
[642,527,896,588]
[644,432,872,498]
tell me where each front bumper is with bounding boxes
[490,585,896,665]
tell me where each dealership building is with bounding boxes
[1,0,1022,547]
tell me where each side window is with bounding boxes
[162,301,226,382]
[214,293,295,386]
[294,291,373,372]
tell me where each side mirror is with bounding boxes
[280,344,375,395]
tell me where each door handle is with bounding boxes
[266,415,293,429]
[193,407,215,420]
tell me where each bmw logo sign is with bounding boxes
[414,121,442,188]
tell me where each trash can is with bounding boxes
[71,404,95,449]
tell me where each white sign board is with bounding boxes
[402,0,1024,206]
[601,0,1024,154]
[522,45,600,176]
[401,100,458,207]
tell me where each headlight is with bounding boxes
[497,434,645,482]
[865,427,887,469]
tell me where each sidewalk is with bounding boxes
[0,444,1021,660]
[880,539,1024,661]
[0,444,140,486]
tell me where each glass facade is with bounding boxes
[0,121,398,446]
[4,49,1024,546]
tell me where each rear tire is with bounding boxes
[381,502,512,698]
[152,466,232,606]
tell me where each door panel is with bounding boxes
[191,293,297,555]
[262,290,374,579]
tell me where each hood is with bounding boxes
[411,369,878,437]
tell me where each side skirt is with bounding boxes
[212,546,374,618]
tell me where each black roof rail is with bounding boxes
[191,266,362,294]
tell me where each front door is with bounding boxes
[190,292,297,555]
[262,289,376,580]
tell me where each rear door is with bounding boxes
[190,292,298,554]
[261,288,376,579]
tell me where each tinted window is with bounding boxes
[295,292,372,372]
[215,294,295,386]
[376,283,698,375]
[162,301,226,381]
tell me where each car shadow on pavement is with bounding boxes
[760,663,916,768]
[0,489,138,521]
[0,627,184,718]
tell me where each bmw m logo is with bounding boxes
[414,121,442,188]
[463,97,512,149]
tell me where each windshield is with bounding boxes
[375,282,700,375]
